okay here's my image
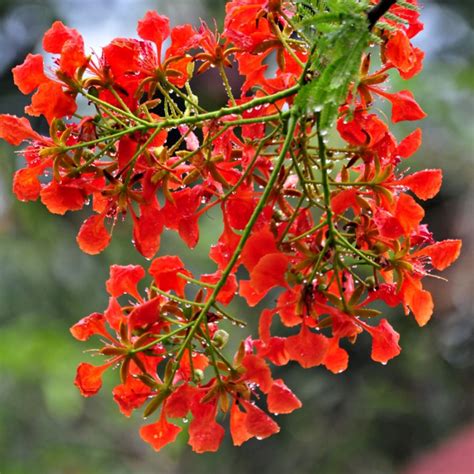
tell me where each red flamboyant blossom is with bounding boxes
[0,0,462,454]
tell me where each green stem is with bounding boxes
[58,126,143,152]
[218,63,237,107]
[316,114,337,241]
[130,321,195,354]
[278,194,306,244]
[212,303,247,327]
[82,91,151,126]
[165,80,206,113]
[152,286,205,308]
[177,272,216,288]
[286,218,327,243]
[334,231,381,268]
[166,112,298,386]
[271,18,305,70]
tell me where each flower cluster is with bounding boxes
[0,0,461,453]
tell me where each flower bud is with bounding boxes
[212,329,229,349]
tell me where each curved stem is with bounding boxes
[166,112,298,387]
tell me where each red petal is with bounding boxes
[76,214,111,255]
[201,271,238,305]
[249,252,289,294]
[0,114,41,145]
[367,319,401,364]
[384,90,427,123]
[285,325,329,368]
[397,128,422,159]
[188,403,225,453]
[13,167,42,201]
[178,215,200,249]
[365,284,402,308]
[258,308,275,343]
[401,277,433,327]
[255,337,290,366]
[12,54,48,94]
[242,400,280,439]
[105,264,145,300]
[103,38,141,78]
[70,312,110,341]
[162,188,201,248]
[166,384,199,418]
[277,288,302,327]
[239,280,267,306]
[74,362,109,397]
[241,227,278,271]
[177,353,209,383]
[398,169,442,200]
[137,11,170,48]
[40,180,85,215]
[43,21,81,54]
[417,239,462,271]
[242,354,273,393]
[399,48,424,80]
[149,256,189,297]
[395,193,425,234]
[104,297,125,332]
[140,414,181,452]
[322,339,349,374]
[133,201,164,259]
[129,297,161,328]
[230,403,253,446]
[226,187,256,230]
[384,29,423,78]
[25,81,77,123]
[59,33,86,75]
[209,219,240,270]
[169,24,200,56]
[331,188,358,215]
[267,379,302,414]
[113,377,151,417]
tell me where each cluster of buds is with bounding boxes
[0,0,461,453]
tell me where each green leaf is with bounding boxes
[295,6,370,130]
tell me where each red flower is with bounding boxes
[149,256,191,298]
[267,379,302,414]
[12,54,49,94]
[201,271,238,305]
[0,114,42,145]
[12,167,43,201]
[377,89,427,123]
[40,180,85,215]
[397,169,443,201]
[113,376,152,417]
[365,319,401,364]
[240,399,280,440]
[230,402,254,446]
[384,29,424,79]
[43,20,87,76]
[105,264,145,301]
[285,325,329,369]
[241,354,273,393]
[74,361,113,397]
[25,82,77,123]
[397,128,422,159]
[322,339,349,374]
[140,413,182,452]
[76,214,111,255]
[188,401,225,453]
[70,312,111,342]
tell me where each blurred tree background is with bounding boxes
[0,1,472,473]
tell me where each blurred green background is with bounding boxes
[0,1,472,473]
